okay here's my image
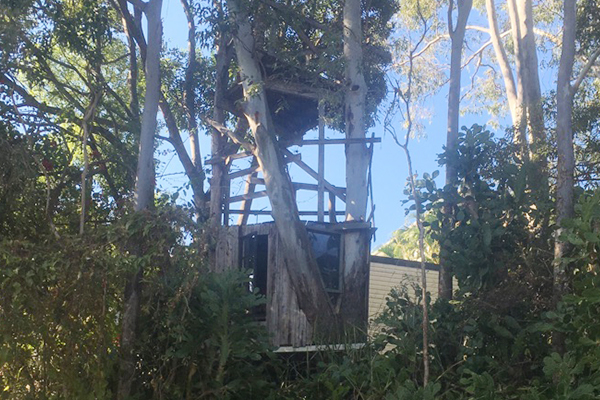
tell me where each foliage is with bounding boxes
[376,212,439,262]
[418,125,553,299]
[1,0,600,396]
[0,235,121,399]
[135,266,274,399]
[0,207,275,399]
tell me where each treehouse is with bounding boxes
[208,22,388,346]
[211,74,380,347]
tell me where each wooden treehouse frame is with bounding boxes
[212,96,380,348]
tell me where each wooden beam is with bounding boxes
[264,79,324,100]
[229,190,268,203]
[295,137,381,146]
[328,190,336,223]
[228,164,261,180]
[318,102,325,222]
[205,151,252,165]
[283,148,346,202]
[248,177,346,194]
[228,209,346,216]
[238,158,259,225]
[227,152,298,180]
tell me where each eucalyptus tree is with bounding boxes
[440,0,472,300]
[116,0,163,398]
[483,0,546,161]
[211,0,394,334]
[113,0,208,226]
[223,0,338,332]
[0,0,139,234]
[554,0,600,300]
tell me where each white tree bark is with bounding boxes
[486,0,545,162]
[118,1,162,398]
[133,0,161,212]
[515,0,545,153]
[486,0,526,154]
[340,0,371,332]
[343,0,368,222]
[226,0,338,335]
[181,0,206,220]
[554,0,576,299]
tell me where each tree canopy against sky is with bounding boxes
[2,0,600,398]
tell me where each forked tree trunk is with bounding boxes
[515,0,545,153]
[509,0,548,188]
[440,0,472,300]
[486,0,520,130]
[226,0,338,336]
[486,0,544,160]
[488,0,547,189]
[116,0,206,227]
[117,1,162,398]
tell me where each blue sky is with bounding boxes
[156,0,549,248]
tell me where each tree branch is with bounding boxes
[571,47,600,95]
[462,30,510,68]
[205,118,254,152]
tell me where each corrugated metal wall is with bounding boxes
[368,256,440,322]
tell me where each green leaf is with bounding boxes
[581,288,600,304]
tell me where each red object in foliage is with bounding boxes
[41,159,54,171]
[92,150,101,159]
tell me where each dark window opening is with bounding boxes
[307,229,341,293]
[240,233,268,319]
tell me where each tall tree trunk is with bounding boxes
[226,0,338,336]
[343,0,368,222]
[516,0,545,152]
[117,1,162,398]
[489,0,547,188]
[209,8,232,268]
[485,0,519,128]
[181,0,206,221]
[440,0,472,300]
[512,0,548,192]
[339,0,371,333]
[115,0,206,227]
[554,0,576,303]
[505,0,530,155]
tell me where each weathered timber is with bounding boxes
[318,102,325,222]
[296,137,381,145]
[283,148,346,202]
[216,222,371,347]
[228,210,346,216]
[228,164,261,180]
[229,190,268,203]
[238,161,259,225]
[247,177,345,194]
